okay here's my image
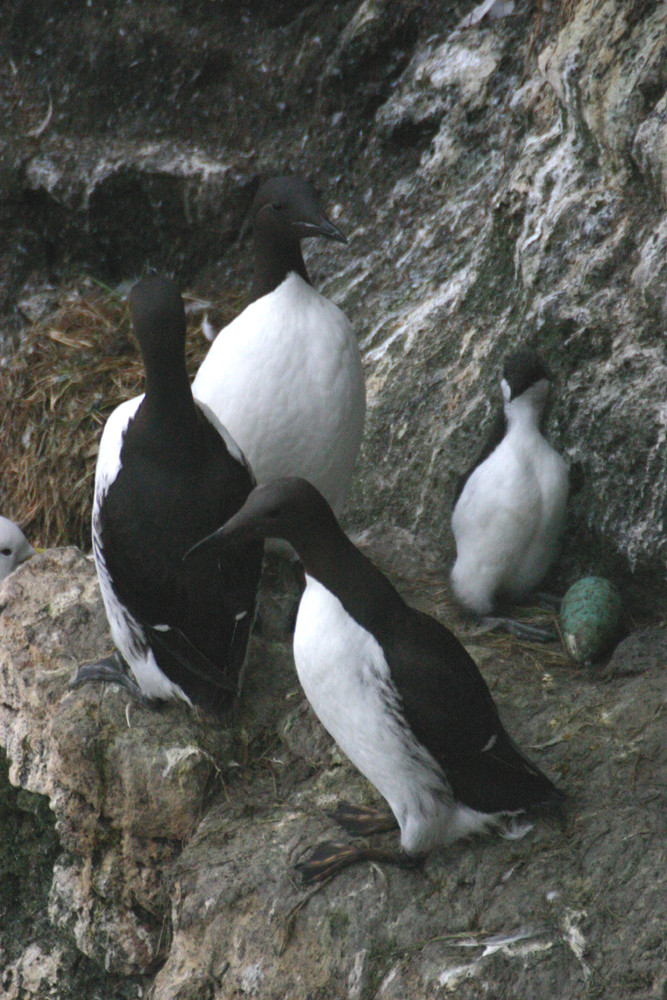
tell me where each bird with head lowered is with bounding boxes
[188,477,565,882]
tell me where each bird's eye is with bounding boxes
[1,548,12,556]
[272,201,285,211]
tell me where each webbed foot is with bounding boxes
[477,617,559,644]
[69,651,155,708]
[330,802,398,837]
[294,840,424,886]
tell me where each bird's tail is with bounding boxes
[448,727,566,818]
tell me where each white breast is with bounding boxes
[192,274,365,513]
[293,577,492,852]
[94,395,143,499]
[451,419,568,614]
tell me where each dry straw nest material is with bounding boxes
[1,283,236,551]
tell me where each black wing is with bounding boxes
[99,407,263,713]
[384,608,563,814]
[144,603,254,710]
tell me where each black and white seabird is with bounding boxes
[0,516,36,584]
[192,176,366,515]
[451,350,569,640]
[189,477,565,881]
[75,277,263,714]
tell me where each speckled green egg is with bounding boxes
[560,577,623,664]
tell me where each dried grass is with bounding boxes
[454,604,570,670]
[1,282,239,551]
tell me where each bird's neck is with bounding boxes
[250,215,311,303]
[297,527,403,637]
[140,351,200,442]
[505,396,544,436]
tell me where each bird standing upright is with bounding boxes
[451,350,569,640]
[192,176,365,515]
[74,277,263,714]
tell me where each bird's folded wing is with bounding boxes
[145,623,238,693]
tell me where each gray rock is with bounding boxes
[322,0,417,92]
[603,627,667,678]
[631,212,667,323]
[329,0,667,592]
[633,90,667,204]
[4,0,667,598]
[0,548,295,983]
[1,546,667,997]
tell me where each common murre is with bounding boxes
[188,477,565,881]
[73,277,263,714]
[0,516,36,584]
[451,350,569,642]
[192,176,366,515]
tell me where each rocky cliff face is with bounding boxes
[2,0,667,997]
[2,543,667,999]
[3,0,667,594]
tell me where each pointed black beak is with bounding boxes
[185,527,225,561]
[301,216,348,245]
[185,505,262,562]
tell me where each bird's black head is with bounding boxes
[186,477,337,559]
[251,176,347,244]
[128,277,186,363]
[502,349,550,402]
